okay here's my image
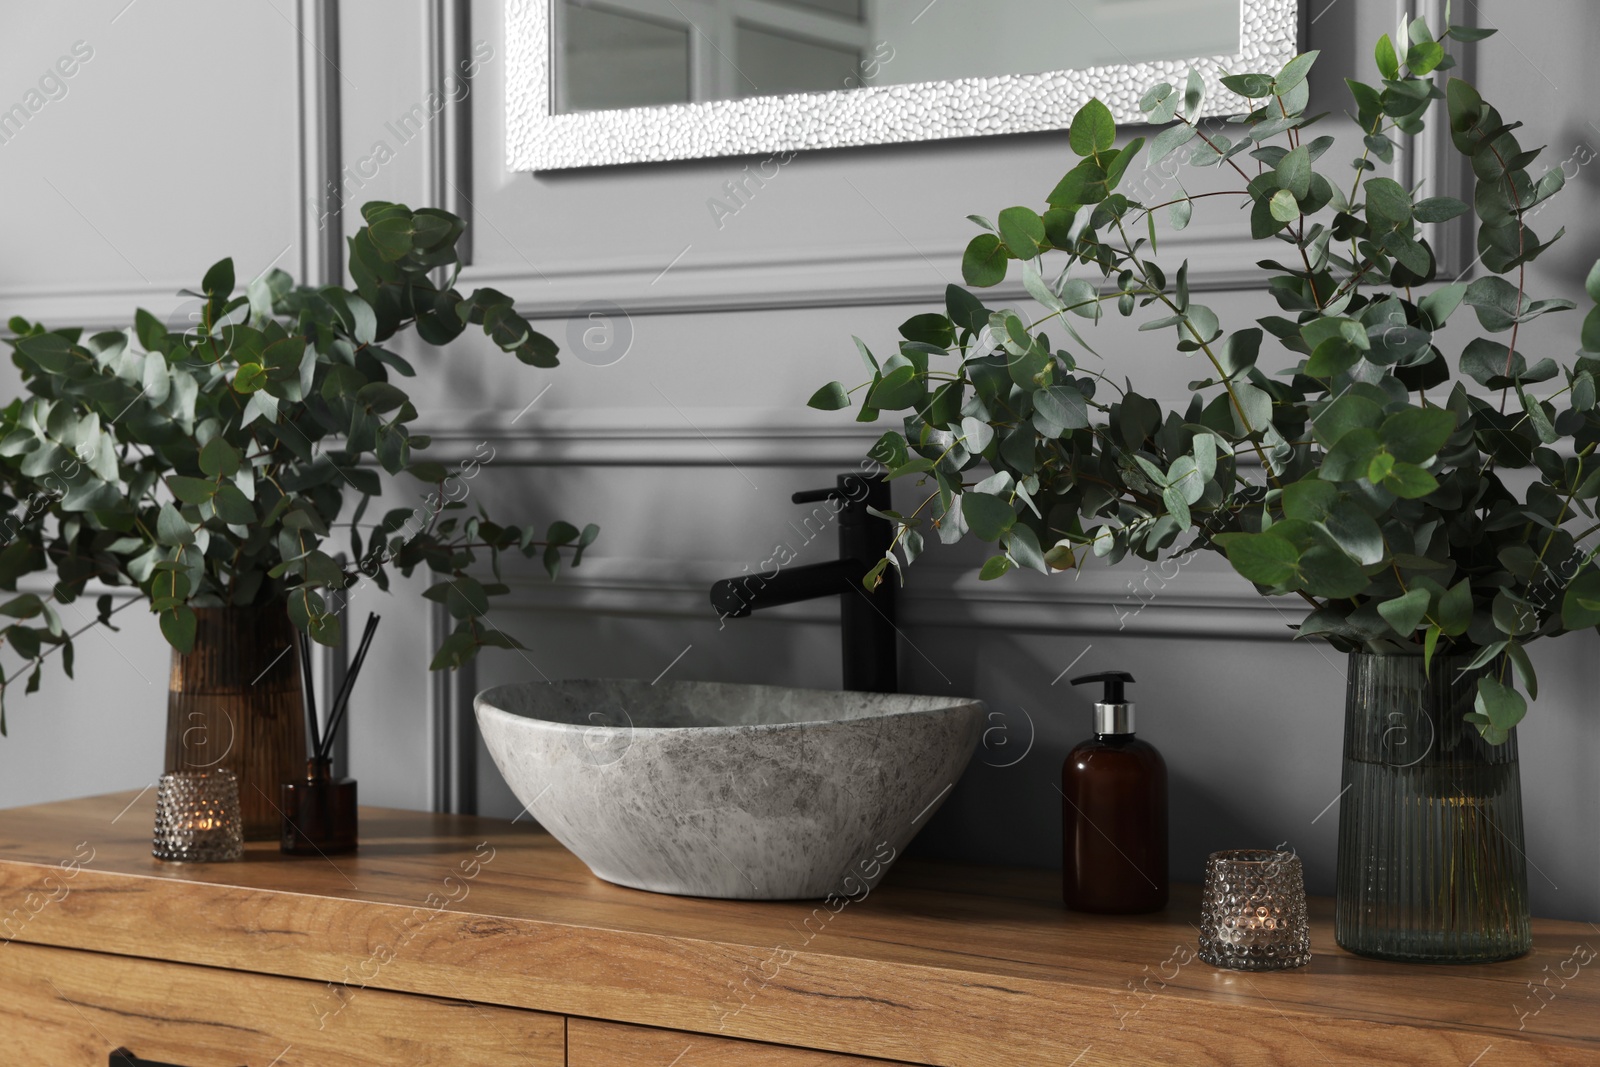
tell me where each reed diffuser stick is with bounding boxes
[297,629,323,758]
[316,613,380,763]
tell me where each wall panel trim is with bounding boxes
[298,0,345,287]
[457,223,1276,321]
[495,559,1306,643]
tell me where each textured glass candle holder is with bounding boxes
[152,770,244,862]
[1198,849,1311,971]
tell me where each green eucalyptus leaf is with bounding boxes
[1322,428,1383,482]
[1560,568,1600,629]
[1419,283,1468,329]
[233,363,267,394]
[1324,500,1386,566]
[1383,462,1439,498]
[1312,394,1385,448]
[211,483,256,525]
[1149,123,1197,164]
[1275,51,1319,95]
[807,382,851,411]
[1375,34,1401,80]
[1414,196,1469,223]
[166,476,216,505]
[1034,385,1089,432]
[159,605,197,653]
[1269,189,1300,223]
[156,503,195,546]
[978,555,1012,581]
[1184,70,1205,114]
[1283,478,1338,522]
[1364,178,1413,227]
[1220,72,1275,98]
[1377,587,1431,637]
[199,437,241,478]
[1381,407,1457,463]
[1222,531,1299,586]
[1472,676,1526,744]
[1299,544,1371,598]
[1006,525,1048,574]
[1068,98,1115,157]
[201,258,235,300]
[962,492,1016,541]
[962,233,1009,288]
[997,206,1047,260]
[1276,146,1312,200]
[1436,579,1473,636]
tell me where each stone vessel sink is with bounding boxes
[475,679,985,900]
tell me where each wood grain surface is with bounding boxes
[0,938,564,1066]
[569,1017,919,1065]
[0,792,1594,1066]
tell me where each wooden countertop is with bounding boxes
[0,792,1594,1066]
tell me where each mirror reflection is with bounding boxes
[554,0,1243,115]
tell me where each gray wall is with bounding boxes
[0,0,1595,922]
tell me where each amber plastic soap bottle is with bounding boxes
[1062,671,1169,913]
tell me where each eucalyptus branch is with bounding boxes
[0,594,140,689]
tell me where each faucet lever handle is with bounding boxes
[791,488,844,504]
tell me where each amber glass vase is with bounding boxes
[1335,652,1530,962]
[165,605,306,840]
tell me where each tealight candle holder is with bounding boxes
[153,769,244,862]
[1198,848,1311,971]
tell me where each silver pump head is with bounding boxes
[1070,671,1137,736]
[1093,701,1135,735]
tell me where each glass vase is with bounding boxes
[1335,652,1530,962]
[165,605,306,841]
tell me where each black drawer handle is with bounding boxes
[110,1050,244,1067]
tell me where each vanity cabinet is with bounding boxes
[0,793,1595,1066]
[1,941,564,1066]
[568,1019,919,1065]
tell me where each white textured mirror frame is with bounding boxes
[506,0,1303,171]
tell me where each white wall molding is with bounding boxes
[495,557,1305,643]
[0,280,196,333]
[411,403,1253,469]
[429,598,479,814]
[298,0,345,288]
[414,405,882,467]
[0,2,341,331]
[1393,0,1474,277]
[458,219,1276,321]
[423,0,474,266]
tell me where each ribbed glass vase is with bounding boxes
[1335,652,1530,962]
[165,605,306,841]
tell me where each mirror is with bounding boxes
[506,0,1300,170]
[553,0,1243,114]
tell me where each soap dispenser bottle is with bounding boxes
[1063,671,1168,913]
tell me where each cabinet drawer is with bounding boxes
[569,1018,922,1066]
[0,941,564,1066]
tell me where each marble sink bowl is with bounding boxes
[475,679,985,900]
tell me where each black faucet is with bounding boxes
[710,473,898,693]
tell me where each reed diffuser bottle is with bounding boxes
[281,614,379,855]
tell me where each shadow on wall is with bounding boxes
[907,758,1338,900]
[901,630,1345,898]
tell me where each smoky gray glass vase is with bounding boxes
[1335,652,1530,962]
